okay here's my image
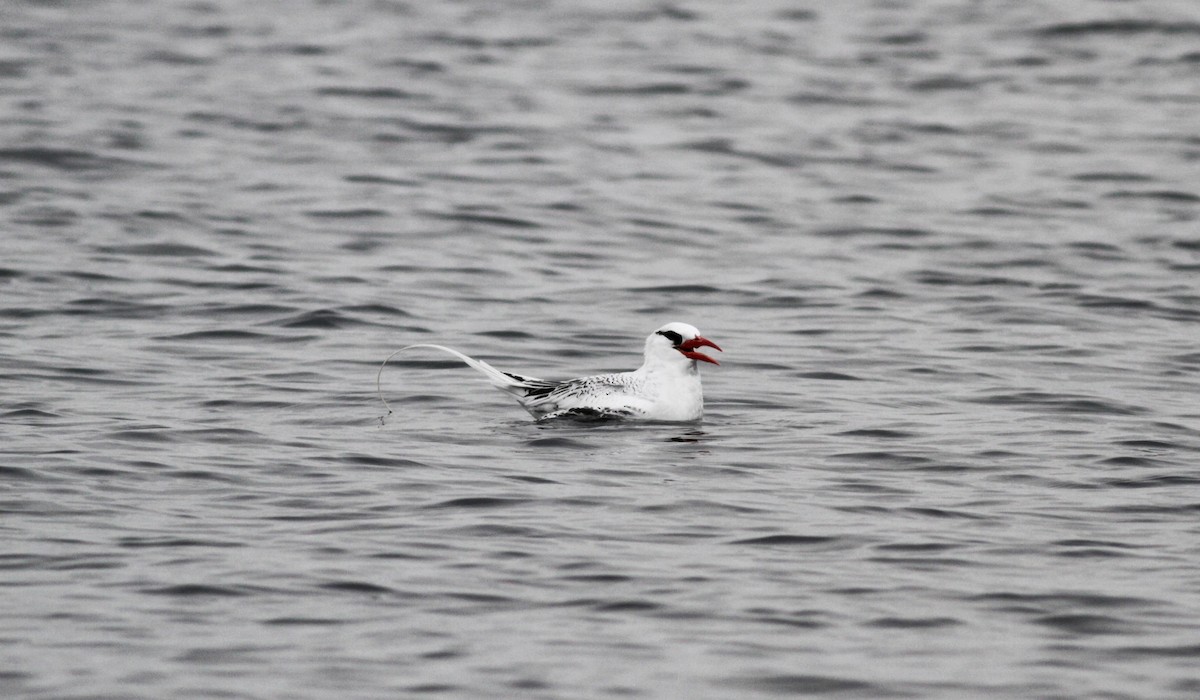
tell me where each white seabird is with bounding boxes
[378,322,722,422]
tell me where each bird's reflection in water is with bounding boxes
[667,429,707,443]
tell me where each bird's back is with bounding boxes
[508,369,703,422]
[509,371,652,420]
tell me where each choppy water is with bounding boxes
[3,0,1200,698]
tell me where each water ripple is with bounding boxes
[4,2,1199,699]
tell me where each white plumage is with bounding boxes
[378,322,722,422]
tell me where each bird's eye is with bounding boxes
[657,330,684,345]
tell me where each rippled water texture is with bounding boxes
[3,0,1200,698]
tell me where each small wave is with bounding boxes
[276,308,357,329]
[185,110,307,132]
[673,138,802,167]
[395,117,516,143]
[159,329,277,341]
[641,498,763,515]
[443,524,548,538]
[968,391,1146,416]
[590,599,662,612]
[969,591,1158,610]
[0,147,148,172]
[262,617,346,626]
[474,329,537,339]
[424,497,528,509]
[577,82,692,96]
[142,49,213,66]
[338,453,428,468]
[1035,20,1200,37]
[12,205,77,226]
[831,451,937,467]
[177,428,268,445]
[628,283,723,294]
[105,429,176,444]
[796,369,864,381]
[1,407,60,420]
[913,270,1032,287]
[523,436,595,448]
[1051,540,1138,559]
[344,174,420,187]
[316,86,427,100]
[170,470,245,483]
[0,59,31,78]
[964,206,1027,217]
[195,303,294,316]
[1035,613,1133,635]
[97,242,217,257]
[0,465,50,481]
[142,584,255,597]
[343,303,413,318]
[902,507,988,520]
[1106,190,1200,203]
[746,611,827,630]
[1074,294,1159,312]
[118,537,243,548]
[503,474,561,484]
[875,542,961,553]
[559,573,632,583]
[720,674,888,696]
[64,297,168,319]
[837,428,915,438]
[319,581,399,595]
[867,616,962,629]
[304,208,389,218]
[729,534,845,547]
[432,211,542,229]
[202,399,294,409]
[1101,503,1200,515]
[1116,439,1181,449]
[789,91,889,107]
[1107,643,1200,659]
[1073,171,1154,182]
[908,75,980,91]
[1101,474,1200,489]
[1099,455,1167,467]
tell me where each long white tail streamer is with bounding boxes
[376,343,524,421]
[376,345,416,418]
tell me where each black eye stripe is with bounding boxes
[657,330,684,346]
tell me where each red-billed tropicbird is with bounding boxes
[377,322,722,422]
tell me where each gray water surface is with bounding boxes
[3,1,1200,698]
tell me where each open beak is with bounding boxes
[679,336,722,365]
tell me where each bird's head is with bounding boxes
[646,322,722,367]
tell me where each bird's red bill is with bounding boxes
[679,336,722,365]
